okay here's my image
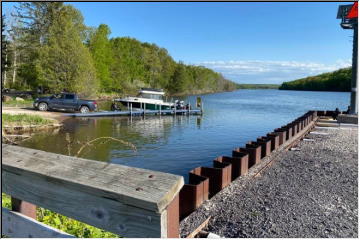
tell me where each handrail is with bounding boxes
[2,144,184,238]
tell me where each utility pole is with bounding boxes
[337,2,358,114]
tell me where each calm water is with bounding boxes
[20,90,350,179]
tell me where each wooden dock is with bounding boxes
[65,109,203,118]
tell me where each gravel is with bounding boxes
[180,126,358,238]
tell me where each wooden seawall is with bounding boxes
[2,144,184,238]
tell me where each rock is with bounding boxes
[2,95,13,102]
[15,97,25,101]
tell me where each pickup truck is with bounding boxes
[33,93,97,113]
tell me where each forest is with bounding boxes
[236,84,279,89]
[279,68,352,92]
[1,2,237,97]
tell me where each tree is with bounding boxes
[5,2,64,90]
[13,2,64,47]
[279,68,351,92]
[4,2,236,96]
[1,14,10,87]
[110,37,147,92]
[88,24,114,92]
[36,5,98,96]
[170,63,190,94]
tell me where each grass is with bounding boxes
[1,193,118,238]
[2,113,54,126]
[2,99,34,108]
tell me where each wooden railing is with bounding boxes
[2,144,184,238]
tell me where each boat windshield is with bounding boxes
[139,93,163,100]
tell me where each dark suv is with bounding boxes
[33,93,97,113]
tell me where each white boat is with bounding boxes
[114,88,175,110]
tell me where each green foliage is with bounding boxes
[37,208,118,238]
[4,2,236,97]
[9,2,64,90]
[236,84,280,89]
[170,63,190,93]
[279,68,351,92]
[2,193,11,208]
[13,2,64,46]
[36,5,98,96]
[1,193,118,238]
[2,113,54,126]
[88,24,114,92]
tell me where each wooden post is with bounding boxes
[164,195,180,238]
[130,103,133,116]
[11,197,37,220]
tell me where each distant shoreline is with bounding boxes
[236,84,279,90]
[278,89,351,92]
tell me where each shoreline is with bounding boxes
[180,119,358,238]
[2,107,69,123]
[2,109,66,143]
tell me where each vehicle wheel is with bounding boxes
[80,105,90,114]
[38,102,48,111]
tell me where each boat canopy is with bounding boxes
[139,88,165,95]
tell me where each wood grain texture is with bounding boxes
[2,144,184,212]
[2,207,74,238]
[2,144,184,237]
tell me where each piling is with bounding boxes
[215,155,249,181]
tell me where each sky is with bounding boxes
[2,2,354,84]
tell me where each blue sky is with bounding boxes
[2,2,354,84]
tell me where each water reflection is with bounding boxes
[20,90,350,178]
[21,114,202,165]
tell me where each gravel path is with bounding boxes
[181,126,358,238]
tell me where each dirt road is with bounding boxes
[2,107,69,122]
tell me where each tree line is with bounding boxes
[236,84,279,89]
[279,68,352,92]
[1,2,237,97]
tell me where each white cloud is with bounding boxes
[196,59,351,84]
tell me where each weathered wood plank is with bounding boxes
[2,144,184,237]
[3,162,165,237]
[2,207,74,238]
[2,144,184,212]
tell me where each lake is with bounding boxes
[20,90,350,179]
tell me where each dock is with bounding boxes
[65,109,203,117]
